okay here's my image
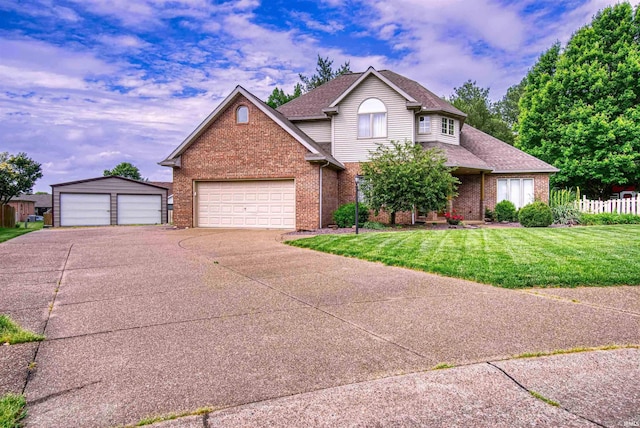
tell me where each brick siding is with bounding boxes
[173,94,321,230]
[484,173,551,211]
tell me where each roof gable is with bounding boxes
[161,86,343,169]
[277,68,467,120]
[51,175,170,189]
[328,67,416,108]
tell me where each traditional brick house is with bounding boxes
[161,67,557,230]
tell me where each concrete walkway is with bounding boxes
[0,227,638,427]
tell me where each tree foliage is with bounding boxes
[517,3,640,198]
[103,162,143,181]
[361,140,459,224]
[266,84,302,109]
[299,55,351,93]
[448,80,515,144]
[0,152,43,205]
[494,78,526,131]
[266,55,351,108]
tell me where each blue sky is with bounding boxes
[1,0,636,192]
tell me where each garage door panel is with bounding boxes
[117,195,161,225]
[60,194,111,226]
[197,181,295,229]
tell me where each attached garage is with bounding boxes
[196,180,295,229]
[52,176,168,227]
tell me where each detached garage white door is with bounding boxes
[197,181,295,229]
[117,194,161,225]
[60,193,110,226]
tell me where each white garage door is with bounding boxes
[117,194,162,225]
[197,181,295,229]
[60,193,111,226]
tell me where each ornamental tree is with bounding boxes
[517,3,640,198]
[361,140,459,224]
[0,152,43,206]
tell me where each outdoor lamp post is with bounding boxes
[355,175,361,235]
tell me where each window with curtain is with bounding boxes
[357,98,387,138]
[497,178,534,209]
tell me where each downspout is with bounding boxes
[480,171,486,220]
[319,161,330,229]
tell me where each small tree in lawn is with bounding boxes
[361,141,459,224]
[0,152,43,206]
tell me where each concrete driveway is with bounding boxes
[0,226,638,427]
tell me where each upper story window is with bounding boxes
[418,116,431,134]
[358,98,387,138]
[236,106,249,124]
[441,117,455,135]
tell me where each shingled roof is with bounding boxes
[277,69,466,119]
[277,68,556,174]
[460,126,558,173]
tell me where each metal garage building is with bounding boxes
[51,176,168,227]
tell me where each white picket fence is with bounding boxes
[576,195,640,214]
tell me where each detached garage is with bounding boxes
[51,176,168,227]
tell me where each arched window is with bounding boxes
[236,106,249,123]
[357,98,386,138]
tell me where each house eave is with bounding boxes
[328,67,417,108]
[159,157,181,168]
[491,168,559,174]
[289,115,331,121]
[304,153,345,170]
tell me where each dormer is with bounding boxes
[415,113,461,145]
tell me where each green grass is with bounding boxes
[529,391,560,407]
[0,393,27,428]
[287,225,640,288]
[0,315,44,345]
[0,222,43,243]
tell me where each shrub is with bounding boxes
[578,213,640,225]
[494,200,517,222]
[518,201,553,227]
[332,202,369,228]
[552,204,580,225]
[484,208,495,221]
[362,221,386,230]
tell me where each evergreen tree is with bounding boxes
[517,3,640,198]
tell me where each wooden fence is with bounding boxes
[1,205,16,228]
[168,209,173,224]
[576,195,640,214]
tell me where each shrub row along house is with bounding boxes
[161,67,557,230]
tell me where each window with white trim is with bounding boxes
[418,116,431,134]
[441,117,454,135]
[236,106,249,123]
[358,98,387,138]
[497,178,534,209]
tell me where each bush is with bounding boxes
[484,208,495,221]
[552,204,580,225]
[578,213,640,225]
[494,200,517,222]
[518,201,553,227]
[332,202,369,228]
[362,221,386,230]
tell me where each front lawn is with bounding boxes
[0,221,43,244]
[287,225,640,288]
